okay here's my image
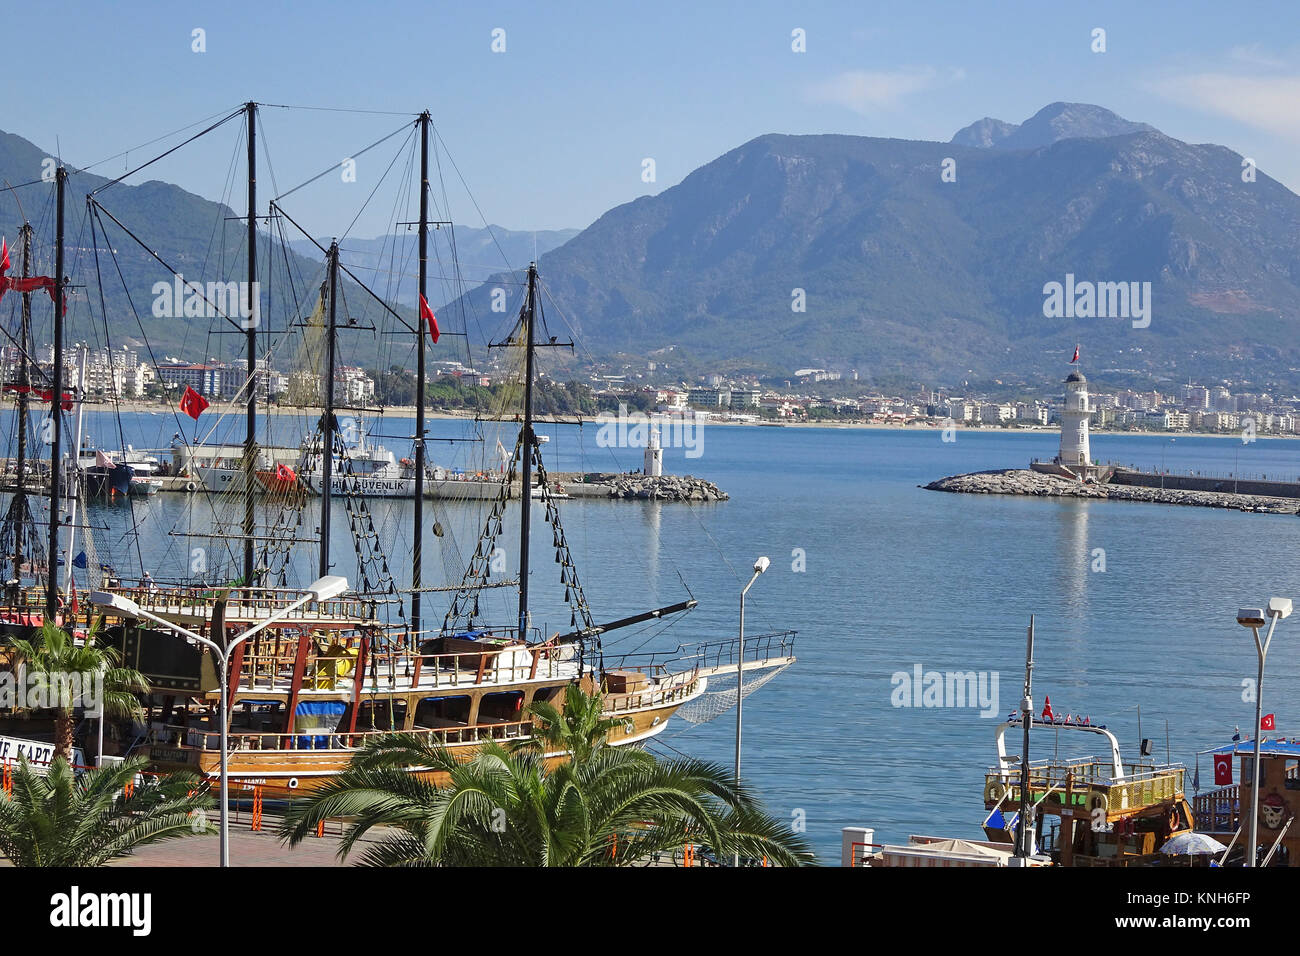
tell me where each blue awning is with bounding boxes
[1208,738,1300,757]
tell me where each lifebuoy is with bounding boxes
[1087,791,1109,817]
[984,780,1007,804]
[185,481,198,493]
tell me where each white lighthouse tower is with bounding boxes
[643,426,663,477]
[1056,368,1092,473]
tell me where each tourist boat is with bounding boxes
[78,107,795,795]
[980,713,1195,865]
[1192,734,1300,866]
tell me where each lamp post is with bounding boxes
[91,575,348,867]
[1236,597,1292,867]
[735,555,769,867]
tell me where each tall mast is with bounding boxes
[45,166,66,619]
[11,224,32,580]
[1016,614,1035,860]
[516,263,538,638]
[63,344,87,593]
[319,242,339,579]
[412,111,430,642]
[243,101,257,588]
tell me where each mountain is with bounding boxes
[953,103,1157,151]
[451,103,1300,385]
[289,225,579,309]
[0,128,406,369]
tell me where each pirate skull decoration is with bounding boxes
[1260,792,1288,830]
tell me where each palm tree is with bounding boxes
[0,755,214,866]
[280,688,814,866]
[520,681,619,765]
[5,621,148,761]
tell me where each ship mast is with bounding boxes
[45,166,66,619]
[516,263,538,638]
[319,242,339,578]
[412,111,430,641]
[1016,614,1035,860]
[9,224,33,581]
[243,101,258,588]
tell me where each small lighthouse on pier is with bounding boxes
[1057,368,1091,469]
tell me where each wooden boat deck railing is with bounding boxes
[154,718,536,753]
[602,671,701,712]
[104,586,376,629]
[1192,761,1300,832]
[986,759,1185,816]
[230,641,578,693]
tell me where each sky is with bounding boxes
[6,0,1300,243]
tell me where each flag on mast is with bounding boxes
[179,386,210,421]
[0,237,8,274]
[1070,344,1080,364]
[419,294,440,343]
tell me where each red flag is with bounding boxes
[69,576,79,616]
[1041,695,1053,721]
[275,463,297,482]
[1214,753,1233,786]
[419,294,440,343]
[1,237,8,274]
[179,385,210,421]
[1262,713,1276,731]
[1070,344,1079,364]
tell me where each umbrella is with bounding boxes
[1160,832,1228,856]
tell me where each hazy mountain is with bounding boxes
[289,225,579,309]
[451,103,1300,384]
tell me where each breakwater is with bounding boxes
[557,472,728,502]
[924,469,1300,514]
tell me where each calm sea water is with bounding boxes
[33,410,1300,863]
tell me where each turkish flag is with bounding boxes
[1071,344,1079,364]
[1262,713,1276,731]
[1214,753,1233,786]
[179,385,210,421]
[1041,695,1053,721]
[419,294,440,343]
[275,463,296,482]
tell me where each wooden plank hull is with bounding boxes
[146,694,692,800]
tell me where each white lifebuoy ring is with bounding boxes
[984,780,1007,804]
[185,481,198,493]
[287,777,299,790]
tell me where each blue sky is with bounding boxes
[6,1,1299,242]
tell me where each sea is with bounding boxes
[35,409,1300,864]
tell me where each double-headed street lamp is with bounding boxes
[91,575,349,867]
[735,555,769,867]
[1235,596,1292,868]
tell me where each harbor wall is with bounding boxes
[1109,468,1300,500]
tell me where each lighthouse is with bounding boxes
[643,426,663,477]
[1057,368,1091,471]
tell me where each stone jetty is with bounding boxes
[558,472,728,502]
[924,469,1300,515]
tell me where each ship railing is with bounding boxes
[990,756,1185,785]
[158,718,536,753]
[1193,784,1240,834]
[601,631,797,676]
[229,639,574,692]
[106,585,375,625]
[988,763,1185,811]
[601,673,701,713]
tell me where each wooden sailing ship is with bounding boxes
[76,105,794,794]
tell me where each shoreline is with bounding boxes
[84,401,1297,442]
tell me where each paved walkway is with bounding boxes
[107,827,363,867]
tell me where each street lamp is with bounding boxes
[735,555,769,867]
[1236,596,1291,867]
[90,574,348,867]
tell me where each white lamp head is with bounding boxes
[1238,608,1267,628]
[89,591,141,617]
[306,575,348,602]
[1268,597,1293,620]
[753,556,770,575]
